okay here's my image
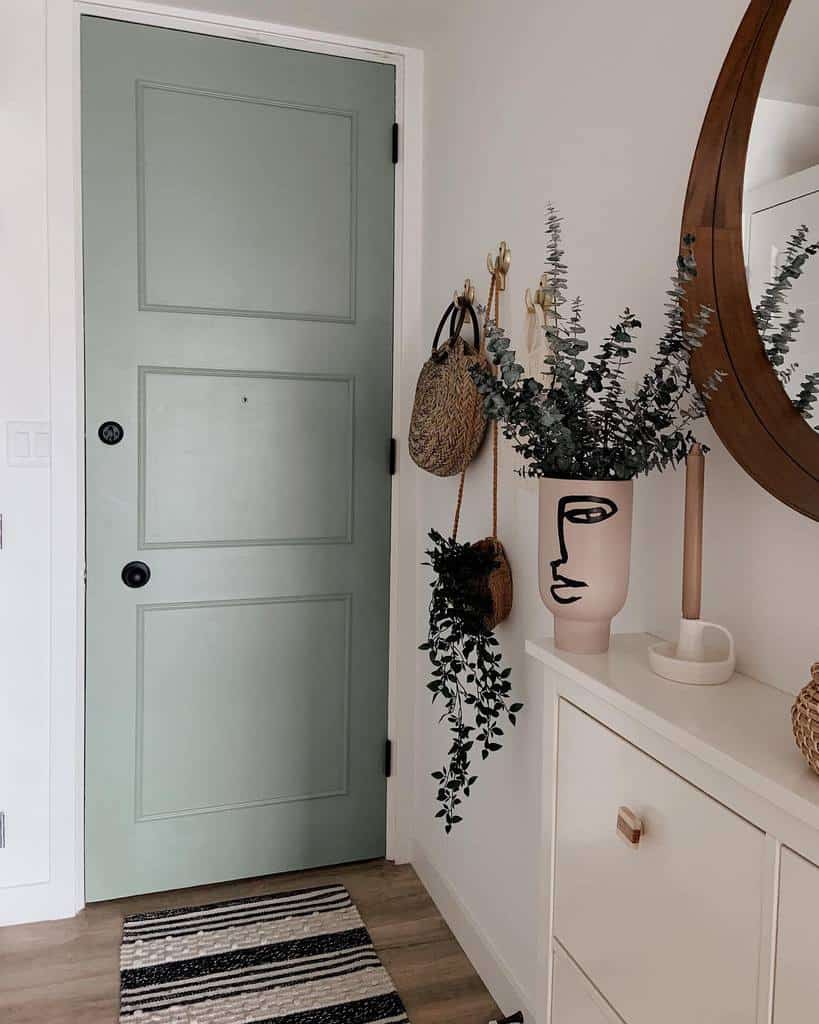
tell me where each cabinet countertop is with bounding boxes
[526,633,819,835]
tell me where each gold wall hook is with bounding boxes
[525,272,552,314]
[454,278,476,307]
[487,241,511,291]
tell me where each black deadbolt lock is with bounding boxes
[99,421,124,445]
[121,561,151,589]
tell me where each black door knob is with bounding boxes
[121,561,151,588]
[98,421,124,445]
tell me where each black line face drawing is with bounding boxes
[549,495,619,605]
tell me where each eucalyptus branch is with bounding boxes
[470,211,718,480]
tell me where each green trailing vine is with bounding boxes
[753,224,819,428]
[420,530,521,833]
[471,205,723,480]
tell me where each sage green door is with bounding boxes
[82,16,395,901]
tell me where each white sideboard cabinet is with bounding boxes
[527,634,819,1024]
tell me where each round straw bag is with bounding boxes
[409,300,489,477]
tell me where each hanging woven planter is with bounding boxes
[469,537,513,630]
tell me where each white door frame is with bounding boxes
[45,0,422,918]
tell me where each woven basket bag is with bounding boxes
[409,301,489,477]
[792,662,819,776]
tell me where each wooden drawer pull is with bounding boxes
[617,806,643,846]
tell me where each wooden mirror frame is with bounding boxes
[682,0,819,520]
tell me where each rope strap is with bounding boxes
[451,269,501,541]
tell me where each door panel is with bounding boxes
[82,16,394,900]
[136,596,350,819]
[137,81,356,319]
[139,368,353,547]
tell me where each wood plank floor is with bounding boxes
[0,859,500,1024]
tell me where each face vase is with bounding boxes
[538,478,634,654]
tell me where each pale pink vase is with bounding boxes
[538,478,634,654]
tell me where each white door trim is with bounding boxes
[43,0,422,920]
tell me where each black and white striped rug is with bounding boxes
[119,883,410,1024]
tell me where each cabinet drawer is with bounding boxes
[552,943,620,1024]
[774,848,819,1023]
[554,700,765,1024]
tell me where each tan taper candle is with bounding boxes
[682,444,705,620]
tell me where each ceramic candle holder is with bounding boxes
[648,619,736,686]
[647,445,736,685]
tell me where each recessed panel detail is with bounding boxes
[139,367,354,548]
[137,82,356,320]
[135,595,351,820]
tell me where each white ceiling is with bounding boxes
[761,2,819,107]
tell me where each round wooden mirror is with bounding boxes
[682,0,819,519]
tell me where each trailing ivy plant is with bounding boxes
[753,224,819,428]
[470,205,724,480]
[420,530,521,833]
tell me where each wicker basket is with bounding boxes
[409,301,489,477]
[791,662,819,776]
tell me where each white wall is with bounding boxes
[746,97,819,191]
[0,0,55,919]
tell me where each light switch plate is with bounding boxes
[6,422,50,468]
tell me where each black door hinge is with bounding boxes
[385,739,393,778]
[392,123,399,164]
[389,437,397,476]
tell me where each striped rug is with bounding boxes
[119,883,410,1024]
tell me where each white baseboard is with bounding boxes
[0,881,76,927]
[412,843,535,1023]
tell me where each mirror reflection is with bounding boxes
[745,1,819,429]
